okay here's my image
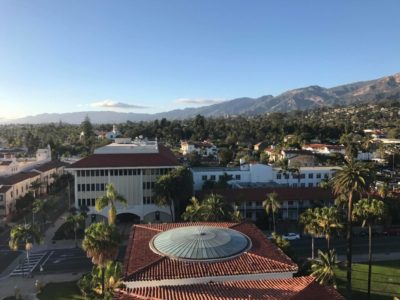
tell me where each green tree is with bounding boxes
[263,192,281,232]
[181,197,203,222]
[316,206,343,250]
[352,198,385,300]
[299,208,321,259]
[331,160,371,293]
[201,193,234,221]
[218,148,233,166]
[154,167,193,221]
[95,183,127,225]
[9,224,42,265]
[82,223,121,296]
[65,213,86,247]
[311,249,339,288]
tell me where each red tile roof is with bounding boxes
[34,161,68,172]
[0,172,40,185]
[0,185,12,193]
[0,161,12,166]
[196,187,334,203]
[116,276,344,300]
[68,144,179,169]
[124,222,297,282]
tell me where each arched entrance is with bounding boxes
[116,213,141,239]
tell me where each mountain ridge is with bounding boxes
[4,72,400,124]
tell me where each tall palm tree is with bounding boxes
[82,222,121,296]
[377,181,389,200]
[201,193,232,221]
[263,192,281,232]
[311,249,339,289]
[353,198,385,300]
[9,223,42,265]
[65,213,86,247]
[95,183,127,225]
[299,208,321,259]
[331,160,370,293]
[316,207,343,250]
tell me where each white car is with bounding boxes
[282,233,300,240]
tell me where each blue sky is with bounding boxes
[0,0,400,119]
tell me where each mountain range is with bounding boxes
[4,72,400,124]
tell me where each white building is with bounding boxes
[180,140,218,157]
[192,163,340,191]
[67,138,179,223]
[0,145,52,176]
[105,124,121,140]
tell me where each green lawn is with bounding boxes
[0,251,20,273]
[335,260,400,299]
[37,281,84,300]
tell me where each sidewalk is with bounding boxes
[0,271,84,300]
[338,251,400,263]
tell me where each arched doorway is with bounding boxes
[116,213,141,240]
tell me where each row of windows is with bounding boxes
[201,174,241,181]
[78,198,96,207]
[143,182,155,190]
[143,196,154,205]
[276,173,330,180]
[76,168,173,177]
[77,183,105,192]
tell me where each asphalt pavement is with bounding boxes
[290,235,400,259]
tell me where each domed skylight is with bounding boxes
[150,226,251,262]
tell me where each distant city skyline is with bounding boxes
[1,0,400,119]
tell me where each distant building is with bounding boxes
[197,187,334,221]
[105,124,121,140]
[0,145,52,176]
[0,161,66,222]
[67,137,180,223]
[253,141,269,152]
[180,140,218,157]
[191,163,339,191]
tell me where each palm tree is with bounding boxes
[65,213,86,247]
[95,183,127,225]
[316,207,343,250]
[377,181,389,200]
[353,198,385,300]
[201,193,232,221]
[311,249,339,288]
[82,222,121,296]
[9,223,42,265]
[181,197,203,221]
[299,208,321,259]
[331,160,370,293]
[263,192,281,232]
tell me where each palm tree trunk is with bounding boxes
[101,266,105,296]
[169,200,174,222]
[272,212,276,232]
[311,236,315,259]
[368,225,372,300]
[346,192,353,294]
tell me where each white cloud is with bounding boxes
[90,99,148,109]
[175,98,224,106]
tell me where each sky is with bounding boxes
[0,0,400,119]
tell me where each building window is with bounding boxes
[324,173,329,179]
[288,201,294,206]
[105,170,109,176]
[147,182,151,189]
[86,184,90,191]
[301,183,305,187]
[95,170,99,176]
[77,170,81,177]
[82,184,85,192]
[91,199,96,206]
[284,174,289,179]
[124,169,128,176]
[276,174,282,179]
[100,170,104,176]
[0,195,3,202]
[308,173,313,179]
[300,174,305,179]
[246,212,253,219]
[316,173,321,179]
[256,201,262,207]
[235,174,241,180]
[202,175,207,181]
[78,184,81,192]
[246,201,252,207]
[119,170,123,176]
[96,184,100,191]
[100,184,105,191]
[78,199,82,206]
[308,183,313,187]
[210,175,216,181]
[292,183,297,187]
[91,170,95,176]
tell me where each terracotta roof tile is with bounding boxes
[0,172,40,185]
[0,185,12,193]
[34,161,68,172]
[68,144,179,169]
[124,222,297,282]
[116,276,344,300]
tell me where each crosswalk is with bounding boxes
[10,251,47,277]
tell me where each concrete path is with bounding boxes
[338,251,400,263]
[0,271,84,300]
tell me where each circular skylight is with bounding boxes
[150,226,252,262]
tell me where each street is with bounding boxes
[290,235,400,259]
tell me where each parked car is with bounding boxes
[282,233,300,240]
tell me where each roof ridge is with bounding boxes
[134,224,163,232]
